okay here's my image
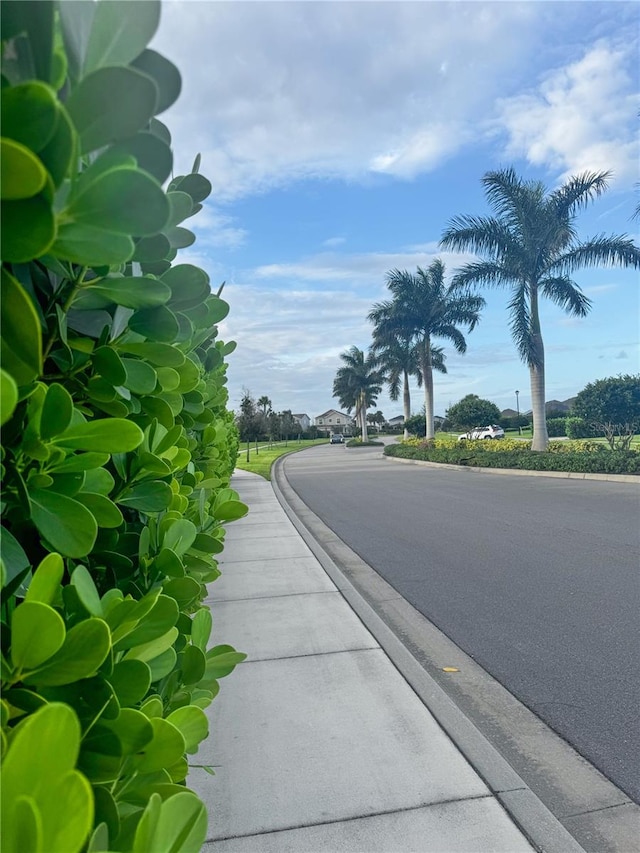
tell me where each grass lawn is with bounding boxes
[235,439,329,480]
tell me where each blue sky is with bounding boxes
[152,1,639,420]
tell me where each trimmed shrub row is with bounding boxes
[1,4,245,852]
[384,443,640,474]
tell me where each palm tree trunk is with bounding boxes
[529,286,548,451]
[422,339,434,439]
[403,369,411,440]
[360,393,369,442]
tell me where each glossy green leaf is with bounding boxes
[117,342,185,367]
[166,226,195,249]
[51,223,134,266]
[114,595,178,651]
[0,138,46,199]
[12,602,66,671]
[111,131,173,185]
[84,0,160,74]
[165,191,193,226]
[38,104,74,187]
[0,368,18,424]
[140,695,164,719]
[103,708,154,755]
[24,618,111,686]
[191,608,212,652]
[1,703,93,853]
[58,0,96,82]
[76,276,171,310]
[162,577,201,609]
[54,418,143,452]
[67,66,158,154]
[133,233,171,263]
[205,644,247,679]
[153,548,184,579]
[92,345,127,385]
[167,705,208,753]
[1,194,56,263]
[125,627,178,663]
[110,659,152,706]
[181,644,206,685]
[82,467,115,495]
[175,358,200,393]
[49,452,110,473]
[155,367,180,391]
[137,791,207,853]
[25,553,64,605]
[66,167,169,236]
[147,647,177,681]
[1,0,53,83]
[70,565,103,616]
[171,173,212,204]
[1,81,58,152]
[133,717,185,774]
[162,264,210,310]
[40,383,73,439]
[122,359,157,395]
[140,396,176,427]
[83,492,124,529]
[128,305,179,342]
[131,48,181,115]
[206,295,230,324]
[161,519,196,556]
[79,726,122,783]
[2,795,41,853]
[213,500,249,521]
[116,481,173,512]
[29,488,98,558]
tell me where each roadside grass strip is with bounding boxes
[236,439,329,479]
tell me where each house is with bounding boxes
[387,415,405,429]
[292,413,311,431]
[315,409,353,435]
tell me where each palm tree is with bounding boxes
[368,260,484,439]
[440,168,640,450]
[370,330,422,440]
[332,346,384,442]
[257,396,272,416]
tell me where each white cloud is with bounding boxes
[497,41,639,185]
[153,1,539,199]
[323,237,346,248]
[187,203,247,250]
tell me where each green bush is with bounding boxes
[546,417,567,437]
[346,439,384,447]
[1,3,246,851]
[566,416,596,439]
[384,442,639,474]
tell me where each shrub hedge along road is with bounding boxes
[1,3,247,851]
[385,437,640,474]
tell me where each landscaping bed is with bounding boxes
[384,437,640,475]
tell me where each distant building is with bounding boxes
[292,413,311,431]
[387,415,405,428]
[315,409,353,435]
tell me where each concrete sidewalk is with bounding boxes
[188,470,569,852]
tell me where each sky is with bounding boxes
[152,1,640,421]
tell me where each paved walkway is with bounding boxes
[188,470,563,851]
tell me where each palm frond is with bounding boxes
[451,260,514,290]
[550,235,640,275]
[549,171,611,217]
[507,288,535,366]
[437,325,467,354]
[539,276,591,317]
[440,215,516,256]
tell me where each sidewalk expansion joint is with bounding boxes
[560,799,633,820]
[237,646,380,666]
[205,793,496,844]
[206,589,339,604]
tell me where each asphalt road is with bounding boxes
[282,443,640,802]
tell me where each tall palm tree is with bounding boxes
[257,396,272,416]
[370,335,422,440]
[332,346,384,442]
[440,168,640,450]
[368,260,484,439]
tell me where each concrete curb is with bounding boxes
[272,456,588,853]
[383,453,640,483]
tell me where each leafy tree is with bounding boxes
[369,260,484,439]
[572,375,640,448]
[446,394,501,429]
[441,168,640,450]
[279,409,297,442]
[237,390,261,442]
[333,346,384,442]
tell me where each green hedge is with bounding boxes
[1,4,246,852]
[384,443,640,474]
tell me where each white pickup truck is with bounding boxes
[458,424,505,441]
